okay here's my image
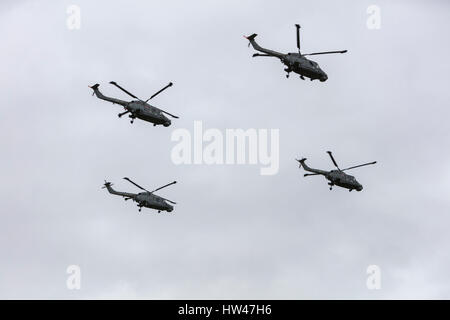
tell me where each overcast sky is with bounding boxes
[1,0,450,299]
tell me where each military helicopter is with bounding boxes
[89,81,178,126]
[296,151,376,192]
[102,178,177,213]
[244,24,347,80]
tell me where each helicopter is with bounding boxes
[102,178,177,213]
[244,24,347,80]
[296,151,376,192]
[89,81,179,126]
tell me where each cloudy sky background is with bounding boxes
[1,0,449,299]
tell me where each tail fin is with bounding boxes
[89,84,100,90]
[245,33,258,41]
[296,158,307,168]
[102,180,113,190]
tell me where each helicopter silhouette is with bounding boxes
[102,178,177,213]
[296,151,376,192]
[89,81,178,126]
[245,24,347,80]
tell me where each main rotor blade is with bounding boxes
[295,24,301,53]
[145,82,173,102]
[109,81,142,100]
[123,177,149,192]
[151,181,177,194]
[304,173,320,177]
[252,53,278,58]
[342,161,377,171]
[160,109,179,119]
[326,151,341,171]
[303,50,347,56]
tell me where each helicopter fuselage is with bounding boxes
[127,101,171,127]
[297,156,370,192]
[134,192,174,212]
[325,170,363,191]
[104,183,174,212]
[283,54,328,81]
[245,26,346,81]
[90,84,173,127]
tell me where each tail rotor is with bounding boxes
[244,34,258,47]
[295,158,307,168]
[89,84,100,96]
[102,180,113,189]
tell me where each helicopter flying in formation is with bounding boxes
[102,178,177,213]
[245,24,347,80]
[296,151,376,192]
[89,81,179,126]
[94,22,373,217]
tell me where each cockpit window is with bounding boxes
[308,61,320,69]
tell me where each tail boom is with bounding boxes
[90,84,128,107]
[104,183,136,199]
[244,34,284,58]
[296,158,327,175]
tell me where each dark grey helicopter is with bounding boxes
[102,178,177,213]
[245,24,347,80]
[296,151,376,192]
[89,81,178,126]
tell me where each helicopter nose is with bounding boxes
[163,120,171,127]
[356,185,363,191]
[320,74,328,82]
